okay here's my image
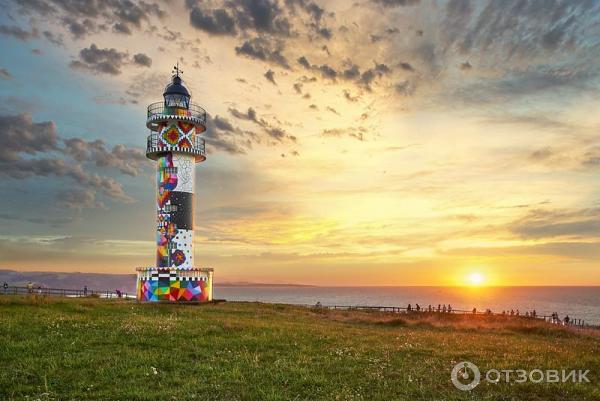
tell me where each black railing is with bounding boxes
[147,102,206,124]
[309,304,593,327]
[0,286,134,299]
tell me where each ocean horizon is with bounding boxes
[214,285,600,325]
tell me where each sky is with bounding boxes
[0,0,599,286]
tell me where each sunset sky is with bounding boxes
[1,0,600,285]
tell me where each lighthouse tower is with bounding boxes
[136,66,213,302]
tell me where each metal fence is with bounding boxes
[0,286,134,299]
[312,304,593,328]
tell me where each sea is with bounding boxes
[214,286,600,325]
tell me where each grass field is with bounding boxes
[0,296,599,400]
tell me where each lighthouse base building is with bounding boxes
[136,267,213,302]
[136,70,213,302]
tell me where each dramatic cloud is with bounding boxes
[0,113,143,207]
[229,107,296,143]
[62,138,147,177]
[511,209,600,240]
[187,0,291,37]
[0,25,38,40]
[0,113,59,162]
[70,44,129,75]
[204,114,258,155]
[133,53,152,67]
[294,56,392,90]
[235,37,290,69]
[189,6,237,36]
[297,56,310,69]
[321,127,368,141]
[12,0,165,39]
[264,69,276,84]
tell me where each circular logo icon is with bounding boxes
[451,361,481,391]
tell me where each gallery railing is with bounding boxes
[147,102,206,124]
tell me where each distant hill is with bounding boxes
[0,269,136,293]
[0,270,313,293]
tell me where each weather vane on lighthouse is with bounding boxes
[136,65,213,302]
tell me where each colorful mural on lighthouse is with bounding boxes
[136,66,213,302]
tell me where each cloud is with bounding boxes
[12,0,164,39]
[371,0,420,7]
[395,80,416,96]
[204,114,257,155]
[0,113,59,162]
[63,17,96,39]
[235,37,290,69]
[189,6,237,35]
[62,138,147,177]
[342,64,361,80]
[326,106,339,115]
[296,56,392,90]
[297,56,311,69]
[317,64,337,80]
[398,62,415,72]
[316,27,332,39]
[0,25,38,41]
[343,90,359,102]
[229,107,296,144]
[57,188,103,210]
[264,69,276,84]
[359,63,392,89]
[133,53,152,67]
[113,22,132,35]
[70,44,129,75]
[229,107,258,122]
[236,0,290,34]
[321,127,368,141]
[187,0,291,37]
[43,30,63,46]
[510,208,600,239]
[450,67,596,106]
[0,113,141,206]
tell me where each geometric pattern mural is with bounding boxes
[159,121,196,149]
[155,152,195,269]
[136,268,212,302]
[138,279,210,302]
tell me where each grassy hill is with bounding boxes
[0,296,598,400]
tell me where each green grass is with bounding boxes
[0,296,598,400]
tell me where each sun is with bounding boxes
[467,272,485,286]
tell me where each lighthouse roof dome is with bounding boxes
[163,75,190,98]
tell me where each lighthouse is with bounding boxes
[136,66,213,302]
